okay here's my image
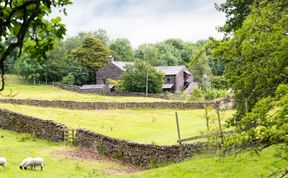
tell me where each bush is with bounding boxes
[203,87,227,100]
[62,73,75,85]
[211,76,228,89]
[119,60,164,93]
[192,88,203,98]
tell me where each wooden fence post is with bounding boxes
[72,129,75,144]
[175,112,183,159]
[216,102,224,144]
[204,103,210,131]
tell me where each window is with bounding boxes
[102,79,106,84]
[166,78,171,83]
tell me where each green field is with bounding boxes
[0,103,234,145]
[0,129,136,178]
[126,145,286,178]
[0,75,169,102]
[1,129,285,178]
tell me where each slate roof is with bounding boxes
[111,61,191,75]
[162,83,174,89]
[156,66,191,75]
[111,61,133,71]
[80,84,105,89]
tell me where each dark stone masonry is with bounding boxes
[54,83,168,98]
[75,129,209,167]
[0,98,204,110]
[0,108,69,142]
[0,98,234,110]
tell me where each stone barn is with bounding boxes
[96,61,194,93]
[156,66,193,92]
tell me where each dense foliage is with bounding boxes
[119,60,164,93]
[214,0,288,124]
[189,49,212,88]
[0,0,71,90]
[216,0,255,34]
[109,38,134,61]
[135,39,197,66]
[214,0,287,175]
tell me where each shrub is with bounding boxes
[203,87,228,101]
[211,76,228,89]
[192,88,203,98]
[62,73,75,85]
[119,60,164,93]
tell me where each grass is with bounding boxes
[0,75,169,102]
[0,103,234,145]
[1,129,285,178]
[124,145,286,178]
[0,129,134,178]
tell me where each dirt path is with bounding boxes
[53,147,144,175]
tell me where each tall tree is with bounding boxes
[135,44,159,65]
[189,49,212,88]
[110,38,134,61]
[0,0,71,90]
[64,29,110,53]
[71,37,111,70]
[14,54,43,84]
[71,37,111,84]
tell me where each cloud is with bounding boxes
[51,0,226,47]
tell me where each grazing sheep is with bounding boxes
[19,157,32,170]
[23,158,44,170]
[0,157,7,168]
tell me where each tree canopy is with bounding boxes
[0,0,72,90]
[214,1,287,174]
[215,0,255,35]
[214,0,288,124]
[71,37,111,70]
[109,38,134,61]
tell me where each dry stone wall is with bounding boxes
[0,98,234,110]
[0,99,207,110]
[54,83,108,94]
[54,83,167,98]
[0,108,69,142]
[75,129,209,167]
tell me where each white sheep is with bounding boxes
[0,157,7,168]
[19,157,33,170]
[23,158,44,170]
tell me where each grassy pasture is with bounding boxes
[0,129,135,178]
[0,75,169,102]
[0,103,234,145]
[0,129,285,178]
[125,145,286,178]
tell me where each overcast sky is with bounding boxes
[54,0,226,47]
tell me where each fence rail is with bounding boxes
[177,130,234,143]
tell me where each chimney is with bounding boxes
[108,55,114,62]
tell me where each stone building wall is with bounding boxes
[75,129,209,167]
[0,108,69,142]
[175,70,185,91]
[96,62,124,84]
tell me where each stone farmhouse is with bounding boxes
[96,61,194,93]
